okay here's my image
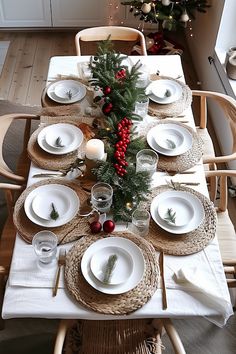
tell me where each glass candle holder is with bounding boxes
[91,182,113,213]
[136,149,158,177]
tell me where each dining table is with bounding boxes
[2,54,234,328]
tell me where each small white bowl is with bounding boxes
[154,128,184,151]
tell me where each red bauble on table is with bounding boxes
[102,102,113,115]
[103,220,115,233]
[90,221,102,234]
[103,86,112,95]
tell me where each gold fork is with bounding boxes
[53,249,66,297]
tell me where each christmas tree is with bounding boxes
[121,0,210,31]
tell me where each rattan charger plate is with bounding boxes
[13,179,91,245]
[148,75,192,118]
[27,121,84,171]
[142,119,203,172]
[143,185,217,256]
[65,232,159,315]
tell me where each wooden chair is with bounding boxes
[205,169,236,289]
[0,182,23,329]
[0,113,40,183]
[53,318,186,354]
[192,90,236,201]
[75,26,147,56]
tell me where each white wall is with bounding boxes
[186,0,236,173]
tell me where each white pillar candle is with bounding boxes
[85,139,105,160]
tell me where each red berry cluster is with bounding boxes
[113,117,132,177]
[115,68,126,80]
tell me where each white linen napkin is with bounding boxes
[9,246,65,289]
[173,265,233,325]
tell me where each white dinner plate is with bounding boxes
[147,79,182,104]
[81,237,145,294]
[47,80,86,104]
[147,123,193,156]
[31,188,71,221]
[90,246,134,285]
[150,190,205,234]
[24,184,80,227]
[37,123,83,155]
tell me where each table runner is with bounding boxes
[65,232,159,315]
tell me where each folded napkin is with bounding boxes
[173,265,233,326]
[9,246,65,289]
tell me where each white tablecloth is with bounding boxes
[2,55,234,327]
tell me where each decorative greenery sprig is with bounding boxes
[50,203,59,220]
[103,254,118,284]
[55,137,64,148]
[166,139,176,149]
[66,90,72,99]
[164,208,176,225]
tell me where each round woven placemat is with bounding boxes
[13,179,91,245]
[140,119,203,172]
[41,78,93,107]
[65,232,159,315]
[27,121,86,171]
[148,75,192,118]
[142,185,217,256]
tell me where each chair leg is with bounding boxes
[0,271,6,330]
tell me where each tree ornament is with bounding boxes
[162,0,171,6]
[103,86,112,95]
[102,102,113,115]
[115,68,126,80]
[90,221,102,234]
[145,37,154,50]
[103,220,115,233]
[141,3,151,14]
[180,10,189,23]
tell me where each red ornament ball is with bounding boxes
[103,86,112,95]
[90,221,102,234]
[103,220,115,233]
[102,102,113,115]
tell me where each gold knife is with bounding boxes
[159,251,167,310]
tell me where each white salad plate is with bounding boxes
[90,246,134,285]
[24,184,80,227]
[81,237,145,294]
[147,123,193,156]
[47,80,86,104]
[37,123,83,155]
[147,79,182,104]
[150,190,205,234]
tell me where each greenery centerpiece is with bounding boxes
[88,39,151,221]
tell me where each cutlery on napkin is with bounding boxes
[159,251,168,310]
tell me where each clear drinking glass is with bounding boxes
[91,182,113,213]
[32,230,58,264]
[134,96,149,118]
[136,64,150,88]
[132,208,150,237]
[136,149,158,177]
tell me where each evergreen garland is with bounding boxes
[89,39,151,221]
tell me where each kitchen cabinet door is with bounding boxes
[0,0,51,27]
[51,0,107,27]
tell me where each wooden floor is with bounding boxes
[0,30,235,353]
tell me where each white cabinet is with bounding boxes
[51,0,107,27]
[0,0,51,27]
